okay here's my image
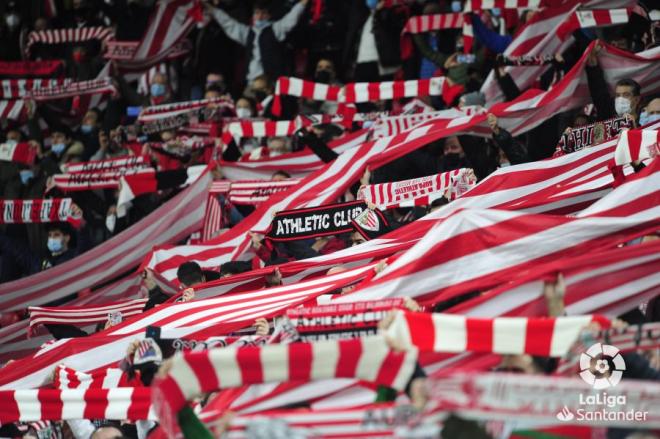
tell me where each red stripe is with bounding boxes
[374,350,405,387]
[288,342,312,381]
[302,80,316,100]
[0,392,20,424]
[187,350,220,392]
[67,368,81,388]
[407,313,435,351]
[466,318,493,353]
[37,388,62,421]
[83,388,109,419]
[335,339,362,378]
[524,318,555,356]
[367,83,380,102]
[392,81,405,100]
[236,346,263,384]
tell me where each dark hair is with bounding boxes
[176,261,205,287]
[616,78,641,96]
[46,222,72,236]
[219,261,252,277]
[205,84,224,95]
[254,0,271,13]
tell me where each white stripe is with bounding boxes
[492,317,527,354]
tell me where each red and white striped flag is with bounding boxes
[557,8,631,39]
[52,365,134,390]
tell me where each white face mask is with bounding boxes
[615,96,632,116]
[106,214,116,233]
[236,108,252,119]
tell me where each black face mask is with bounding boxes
[314,69,332,84]
[443,152,462,168]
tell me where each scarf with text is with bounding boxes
[0,78,72,99]
[25,27,115,57]
[104,40,191,61]
[385,310,609,357]
[1,198,82,228]
[65,155,148,173]
[554,115,633,156]
[285,299,404,341]
[496,54,555,66]
[0,141,37,166]
[226,179,302,205]
[152,336,419,437]
[51,167,155,192]
[27,78,116,102]
[0,60,63,77]
[267,200,366,241]
[358,168,476,209]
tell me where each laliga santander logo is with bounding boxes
[579,343,626,389]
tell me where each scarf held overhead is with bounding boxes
[0,198,82,228]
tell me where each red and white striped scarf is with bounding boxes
[104,40,191,61]
[557,8,631,39]
[27,78,116,101]
[272,77,462,114]
[138,96,234,123]
[52,365,134,390]
[400,13,464,59]
[0,78,72,99]
[28,299,148,333]
[614,129,660,165]
[358,168,476,208]
[226,179,303,205]
[385,310,609,357]
[0,141,37,166]
[51,167,154,192]
[0,198,82,227]
[222,119,305,146]
[152,336,418,436]
[0,388,153,423]
[64,155,148,174]
[25,27,115,56]
[463,0,542,11]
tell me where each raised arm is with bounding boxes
[272,1,307,41]
[207,4,250,46]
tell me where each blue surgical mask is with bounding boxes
[51,143,66,155]
[365,0,378,10]
[19,169,34,185]
[492,7,501,16]
[150,83,166,97]
[254,19,269,28]
[47,237,63,253]
[639,111,660,127]
[451,1,462,13]
[80,124,94,134]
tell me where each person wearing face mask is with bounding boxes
[586,41,642,124]
[300,59,341,115]
[77,110,101,161]
[639,98,660,127]
[0,215,92,283]
[206,0,308,83]
[0,8,23,61]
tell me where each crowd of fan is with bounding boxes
[0,0,659,438]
